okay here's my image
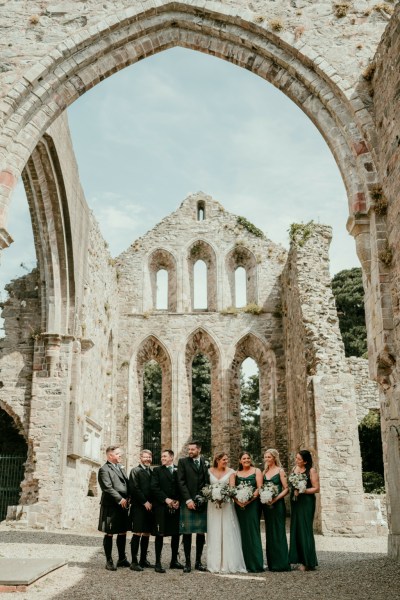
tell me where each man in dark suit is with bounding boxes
[98,445,131,571]
[151,449,184,573]
[128,449,154,571]
[177,441,210,573]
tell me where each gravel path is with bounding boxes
[0,528,398,600]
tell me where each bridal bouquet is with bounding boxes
[233,482,254,506]
[288,472,307,501]
[201,483,234,508]
[259,482,279,505]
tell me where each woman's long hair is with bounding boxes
[213,451,228,468]
[237,451,254,471]
[298,449,313,475]
[264,448,282,469]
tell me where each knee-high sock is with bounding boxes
[116,534,126,560]
[103,535,113,561]
[155,536,164,564]
[171,535,180,562]
[140,535,150,563]
[195,534,205,563]
[183,534,192,563]
[131,535,140,563]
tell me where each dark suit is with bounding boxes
[98,461,129,534]
[129,465,153,533]
[151,465,180,536]
[177,456,209,504]
[177,456,210,567]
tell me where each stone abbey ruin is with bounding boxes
[0,1,399,559]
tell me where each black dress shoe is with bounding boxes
[130,562,144,572]
[139,559,155,568]
[169,560,184,569]
[155,563,166,573]
[105,559,117,571]
[183,563,192,573]
[117,558,131,568]
[195,562,207,571]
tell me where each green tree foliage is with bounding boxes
[240,372,261,467]
[192,353,212,458]
[143,360,162,463]
[331,267,367,357]
[358,410,384,476]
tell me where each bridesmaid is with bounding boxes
[262,448,290,572]
[230,451,264,573]
[289,450,320,571]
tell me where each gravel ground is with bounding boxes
[0,528,398,600]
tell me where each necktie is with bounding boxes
[168,466,173,474]
[194,459,200,471]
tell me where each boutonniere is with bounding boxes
[204,460,210,468]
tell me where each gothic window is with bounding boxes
[240,358,261,463]
[226,246,258,307]
[191,353,211,457]
[148,249,177,312]
[143,360,162,465]
[197,200,206,221]
[193,260,208,309]
[235,266,247,307]
[188,241,217,311]
[156,269,168,310]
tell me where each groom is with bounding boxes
[177,441,210,573]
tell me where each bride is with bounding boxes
[206,451,247,573]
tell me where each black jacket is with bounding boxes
[129,465,153,506]
[151,465,179,507]
[177,456,209,503]
[98,462,129,506]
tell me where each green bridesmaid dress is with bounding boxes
[262,473,290,571]
[289,472,318,569]
[235,472,264,573]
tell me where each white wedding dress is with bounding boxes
[206,469,247,573]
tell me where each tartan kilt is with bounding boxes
[179,504,207,534]
[153,505,180,537]
[98,503,130,534]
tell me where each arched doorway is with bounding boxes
[0,408,28,521]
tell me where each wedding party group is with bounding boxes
[97,441,320,575]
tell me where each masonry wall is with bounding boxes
[372,5,400,559]
[347,356,380,423]
[282,225,367,535]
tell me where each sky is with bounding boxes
[0,47,359,312]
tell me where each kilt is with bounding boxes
[98,503,130,534]
[179,504,207,534]
[131,503,153,534]
[153,505,180,537]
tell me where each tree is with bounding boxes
[240,372,261,466]
[143,360,162,463]
[192,353,212,458]
[331,267,367,357]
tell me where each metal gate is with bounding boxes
[0,456,26,521]
[142,434,161,466]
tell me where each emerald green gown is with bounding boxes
[262,473,290,571]
[289,472,318,569]
[235,472,264,573]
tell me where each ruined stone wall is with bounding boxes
[0,269,40,435]
[116,192,286,465]
[372,4,400,559]
[282,224,367,535]
[347,356,380,423]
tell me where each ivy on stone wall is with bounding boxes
[288,220,316,247]
[236,216,265,239]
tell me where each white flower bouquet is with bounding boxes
[288,472,307,501]
[259,482,279,505]
[233,481,254,505]
[201,483,233,508]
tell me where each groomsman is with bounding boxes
[151,449,184,573]
[177,441,210,573]
[128,449,154,571]
[98,446,131,571]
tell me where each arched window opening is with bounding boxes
[143,360,162,465]
[197,201,206,221]
[359,409,385,493]
[0,409,28,521]
[192,353,211,459]
[240,358,261,466]
[156,269,168,310]
[235,267,247,308]
[194,260,208,310]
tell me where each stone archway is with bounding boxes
[185,328,223,453]
[229,332,279,463]
[134,335,173,456]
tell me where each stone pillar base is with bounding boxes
[5,504,54,529]
[388,533,400,560]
